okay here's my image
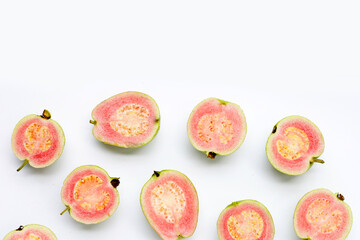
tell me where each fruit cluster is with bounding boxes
[4,91,352,240]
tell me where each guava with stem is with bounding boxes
[60,165,120,224]
[266,115,324,175]
[3,224,57,240]
[90,91,160,148]
[187,97,247,159]
[140,170,199,240]
[11,109,65,171]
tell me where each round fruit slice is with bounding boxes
[11,109,65,171]
[217,200,275,240]
[90,91,160,148]
[140,170,199,240]
[60,165,120,224]
[187,98,247,159]
[266,115,324,175]
[294,189,352,240]
[3,224,57,240]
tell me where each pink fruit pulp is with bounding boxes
[61,165,120,224]
[140,170,199,240]
[187,98,246,157]
[91,91,160,148]
[12,114,64,169]
[266,116,324,175]
[294,189,352,240]
[217,200,275,240]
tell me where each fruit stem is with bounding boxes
[41,109,51,119]
[311,158,325,164]
[16,225,24,231]
[89,120,97,125]
[272,125,277,134]
[207,152,216,159]
[111,178,120,188]
[153,171,160,177]
[337,193,345,201]
[17,160,28,172]
[60,206,70,215]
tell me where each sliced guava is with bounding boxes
[60,165,120,224]
[3,224,57,240]
[217,200,275,240]
[11,110,65,171]
[90,91,160,148]
[294,188,352,240]
[266,115,324,175]
[140,170,199,240]
[187,98,247,158]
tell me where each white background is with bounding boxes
[0,0,359,239]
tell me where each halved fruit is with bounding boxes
[90,91,160,148]
[266,115,324,175]
[294,188,352,240]
[11,109,65,171]
[217,200,275,240]
[3,224,57,240]
[60,165,120,224]
[187,98,247,159]
[140,170,199,240]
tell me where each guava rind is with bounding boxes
[140,170,199,240]
[187,97,247,158]
[294,188,352,240]
[265,115,324,175]
[90,91,160,148]
[11,111,65,170]
[3,224,57,240]
[61,165,120,224]
[217,200,275,240]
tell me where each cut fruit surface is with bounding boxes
[217,200,275,240]
[294,189,352,240]
[187,98,246,158]
[266,116,324,175]
[11,110,65,171]
[140,170,199,240]
[90,91,160,148]
[3,224,57,240]
[61,165,120,224]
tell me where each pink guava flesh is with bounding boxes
[11,112,65,170]
[91,91,160,148]
[3,224,57,240]
[187,98,246,158]
[140,170,199,240]
[217,200,275,240]
[266,116,324,175]
[61,165,120,224]
[294,189,352,240]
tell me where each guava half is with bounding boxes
[140,170,199,240]
[187,98,247,159]
[11,109,65,171]
[294,188,352,240]
[60,165,120,224]
[3,224,57,240]
[266,115,324,175]
[217,200,275,240]
[90,91,160,148]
